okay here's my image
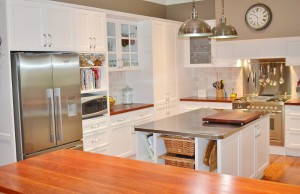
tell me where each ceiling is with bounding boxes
[144,0,203,5]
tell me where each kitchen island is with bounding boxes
[1,149,300,193]
[135,108,270,179]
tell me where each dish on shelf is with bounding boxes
[79,54,105,67]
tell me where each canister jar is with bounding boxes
[122,85,133,105]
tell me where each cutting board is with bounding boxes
[202,111,262,125]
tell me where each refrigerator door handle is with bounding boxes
[54,88,63,141]
[47,89,56,144]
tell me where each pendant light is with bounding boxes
[210,0,238,39]
[178,0,212,37]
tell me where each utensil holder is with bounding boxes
[216,89,224,98]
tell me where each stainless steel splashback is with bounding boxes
[243,58,292,96]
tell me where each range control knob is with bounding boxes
[265,106,269,110]
[269,107,273,110]
[251,106,255,109]
[274,107,278,110]
[247,106,250,109]
[260,106,264,110]
[256,106,260,109]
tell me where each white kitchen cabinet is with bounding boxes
[217,132,240,176]
[183,20,216,68]
[152,21,178,105]
[255,118,270,178]
[108,108,154,158]
[108,113,132,157]
[0,0,17,166]
[239,125,256,178]
[10,0,74,51]
[82,116,109,134]
[75,9,106,52]
[154,102,179,121]
[107,19,139,71]
[83,128,109,151]
[286,40,300,66]
[285,105,300,156]
[82,116,109,152]
[108,122,132,157]
[233,38,286,60]
[211,43,237,67]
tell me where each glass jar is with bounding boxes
[122,85,133,105]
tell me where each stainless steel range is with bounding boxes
[232,96,288,146]
[233,58,292,146]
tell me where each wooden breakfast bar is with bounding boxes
[0,149,300,193]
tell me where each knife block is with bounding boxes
[216,89,224,98]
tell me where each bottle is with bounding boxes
[230,88,237,99]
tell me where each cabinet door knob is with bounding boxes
[90,37,92,49]
[43,34,47,47]
[92,138,101,143]
[93,37,96,49]
[48,34,52,47]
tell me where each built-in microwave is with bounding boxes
[81,94,108,119]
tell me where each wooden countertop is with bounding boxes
[285,99,300,105]
[1,150,300,194]
[110,103,154,115]
[180,96,233,103]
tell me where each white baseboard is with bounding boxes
[286,148,300,157]
[269,145,286,155]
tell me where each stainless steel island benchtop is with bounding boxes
[135,108,269,139]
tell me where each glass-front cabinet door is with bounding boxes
[190,37,211,64]
[107,19,139,71]
[184,19,216,68]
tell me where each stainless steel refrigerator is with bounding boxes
[11,52,83,160]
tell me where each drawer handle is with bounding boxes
[91,124,100,129]
[139,114,148,117]
[118,118,125,122]
[92,139,101,143]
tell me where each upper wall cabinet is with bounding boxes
[211,42,237,67]
[10,0,74,51]
[286,39,300,66]
[149,21,178,105]
[233,38,286,59]
[75,9,106,53]
[107,19,139,71]
[182,20,216,68]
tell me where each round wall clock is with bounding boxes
[245,3,272,31]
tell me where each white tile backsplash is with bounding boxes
[192,67,243,98]
[109,72,127,104]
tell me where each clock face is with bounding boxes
[245,3,272,31]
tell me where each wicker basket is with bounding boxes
[161,135,195,156]
[160,154,195,169]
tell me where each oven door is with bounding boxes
[269,112,283,146]
[81,96,108,119]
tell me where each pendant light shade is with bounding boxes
[210,0,238,39]
[178,0,212,37]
